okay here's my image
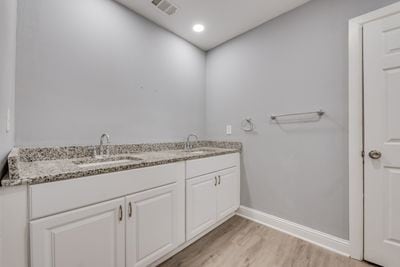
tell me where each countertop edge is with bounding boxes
[2,149,240,187]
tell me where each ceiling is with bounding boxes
[116,0,311,51]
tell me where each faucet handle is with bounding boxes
[106,145,111,157]
[92,146,101,158]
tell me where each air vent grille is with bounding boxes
[151,0,162,5]
[151,0,178,16]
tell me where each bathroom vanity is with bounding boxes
[0,141,241,267]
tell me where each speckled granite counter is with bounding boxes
[2,141,241,187]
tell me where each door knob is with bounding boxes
[369,150,382,159]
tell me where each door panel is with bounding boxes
[385,169,400,244]
[364,12,400,267]
[126,183,179,267]
[385,27,400,54]
[382,168,400,266]
[30,198,125,267]
[186,173,217,240]
[217,167,238,220]
[385,169,400,242]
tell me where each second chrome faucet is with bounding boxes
[185,134,198,152]
[94,133,111,158]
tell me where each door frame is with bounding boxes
[349,1,400,260]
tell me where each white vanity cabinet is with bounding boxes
[216,167,239,220]
[126,183,183,267]
[186,153,240,240]
[29,162,185,267]
[30,183,184,267]
[186,173,218,239]
[30,198,126,267]
[27,153,240,267]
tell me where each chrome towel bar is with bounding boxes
[270,110,325,120]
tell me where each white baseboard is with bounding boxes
[236,206,350,257]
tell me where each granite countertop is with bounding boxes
[2,141,241,187]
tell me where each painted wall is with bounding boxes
[206,0,398,239]
[16,0,206,147]
[13,0,398,240]
[0,0,17,178]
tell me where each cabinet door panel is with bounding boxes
[186,173,217,240]
[126,183,179,267]
[217,167,239,220]
[30,198,125,267]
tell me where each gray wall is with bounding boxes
[0,0,17,178]
[16,0,206,146]
[12,0,398,239]
[206,0,398,239]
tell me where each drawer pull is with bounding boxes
[118,205,123,221]
[218,175,221,185]
[214,176,217,186]
[128,202,133,218]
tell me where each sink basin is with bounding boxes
[184,148,217,154]
[73,156,142,168]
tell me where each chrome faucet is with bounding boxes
[185,134,198,152]
[98,133,111,158]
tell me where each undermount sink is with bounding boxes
[73,156,142,168]
[184,148,217,154]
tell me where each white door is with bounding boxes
[126,183,180,267]
[186,173,217,240]
[364,12,400,267]
[216,167,239,220]
[30,198,125,267]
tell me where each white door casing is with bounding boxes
[30,198,125,267]
[364,12,400,267]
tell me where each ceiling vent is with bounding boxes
[151,0,178,16]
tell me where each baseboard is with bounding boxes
[236,206,350,257]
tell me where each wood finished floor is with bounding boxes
[158,216,375,267]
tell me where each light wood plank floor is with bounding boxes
[158,216,375,267]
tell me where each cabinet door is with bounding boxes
[30,198,125,267]
[217,167,239,220]
[186,173,217,240]
[126,183,180,267]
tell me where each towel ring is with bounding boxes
[241,118,255,132]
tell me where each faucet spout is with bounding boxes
[99,133,111,158]
[185,134,198,152]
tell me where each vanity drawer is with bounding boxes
[29,162,185,220]
[185,153,239,179]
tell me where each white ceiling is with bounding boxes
[116,0,311,51]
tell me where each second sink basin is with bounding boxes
[184,147,218,155]
[73,156,142,168]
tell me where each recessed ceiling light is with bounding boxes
[192,24,205,33]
